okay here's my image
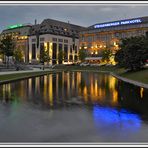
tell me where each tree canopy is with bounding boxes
[39,50,50,64]
[0,35,15,58]
[101,48,113,63]
[13,48,24,63]
[58,50,64,64]
[115,36,148,71]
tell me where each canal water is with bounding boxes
[0,71,148,142]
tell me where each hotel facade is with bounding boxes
[79,16,148,63]
[1,16,148,64]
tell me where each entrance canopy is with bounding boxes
[85,57,102,60]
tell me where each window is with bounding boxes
[40,43,44,62]
[87,36,93,42]
[32,44,36,59]
[52,38,57,42]
[69,55,73,61]
[40,37,44,41]
[70,45,73,53]
[75,46,77,53]
[58,39,63,42]
[64,39,68,43]
[59,44,63,52]
[52,43,57,64]
[32,38,36,42]
[74,55,78,61]
[64,44,68,62]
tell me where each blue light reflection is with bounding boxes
[93,105,141,131]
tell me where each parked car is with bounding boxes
[80,62,90,66]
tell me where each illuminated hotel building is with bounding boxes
[28,19,85,64]
[79,16,148,62]
[0,24,32,63]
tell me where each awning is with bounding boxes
[85,57,102,60]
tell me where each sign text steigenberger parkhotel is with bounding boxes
[94,19,142,29]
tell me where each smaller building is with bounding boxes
[0,23,32,63]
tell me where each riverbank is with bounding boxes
[0,65,147,89]
[0,69,56,84]
[53,65,148,88]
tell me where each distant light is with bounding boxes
[95,51,98,54]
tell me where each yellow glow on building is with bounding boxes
[29,53,32,62]
[95,51,98,54]
[100,45,102,48]
[84,46,87,49]
[44,42,48,51]
[49,42,53,58]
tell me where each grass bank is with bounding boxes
[0,70,57,84]
[0,65,147,85]
[120,68,148,84]
[53,65,125,73]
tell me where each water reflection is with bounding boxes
[93,105,141,131]
[0,71,148,142]
[0,71,148,114]
[117,80,148,115]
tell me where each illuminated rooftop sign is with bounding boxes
[94,19,142,29]
[7,24,23,29]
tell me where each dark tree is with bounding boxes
[115,36,148,71]
[102,48,113,63]
[58,50,64,64]
[0,35,15,67]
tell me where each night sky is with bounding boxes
[0,4,148,32]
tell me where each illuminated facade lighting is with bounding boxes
[7,24,23,29]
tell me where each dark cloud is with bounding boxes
[0,4,148,32]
